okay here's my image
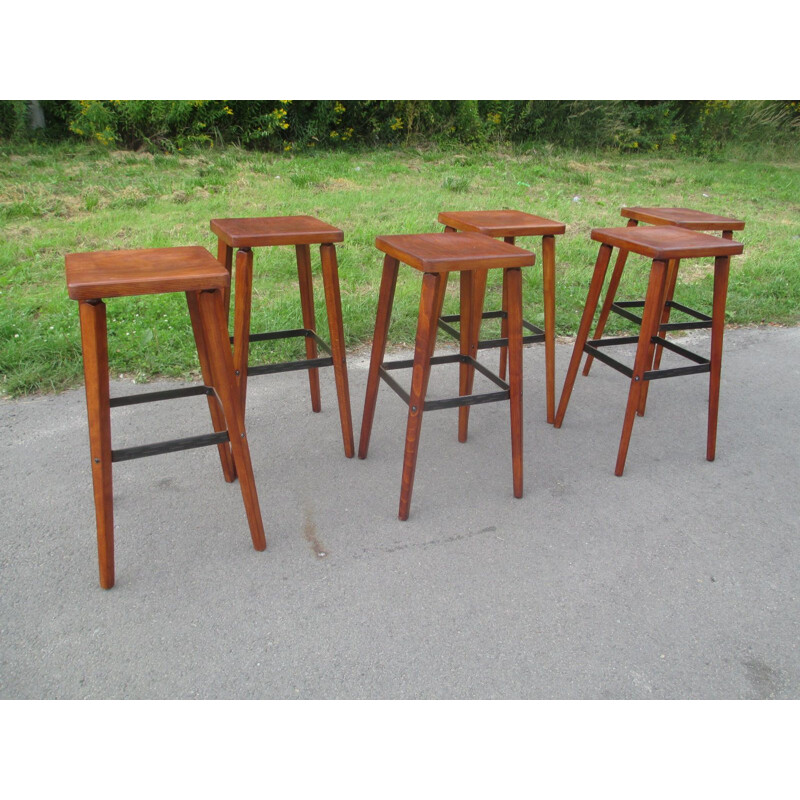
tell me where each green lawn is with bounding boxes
[1,142,798,397]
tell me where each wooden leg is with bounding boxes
[707,255,730,462]
[582,218,639,377]
[195,288,266,552]
[217,239,234,329]
[399,271,448,520]
[498,236,516,381]
[638,258,679,417]
[615,259,668,477]
[232,248,253,416]
[186,291,237,483]
[458,268,487,443]
[320,243,355,458]
[78,299,115,589]
[650,258,681,373]
[542,234,557,424]
[554,243,614,428]
[505,267,524,498]
[296,243,322,414]
[358,255,399,460]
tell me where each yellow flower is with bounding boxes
[224,106,234,115]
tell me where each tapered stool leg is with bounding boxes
[399,271,448,521]
[78,299,115,589]
[497,236,516,381]
[582,218,639,377]
[505,267,524,498]
[232,248,253,415]
[615,258,668,477]
[554,243,614,428]
[195,288,266,551]
[359,256,400,459]
[320,243,355,458]
[707,255,731,462]
[458,268,487,443]
[542,234,557,423]
[296,243,322,413]
[186,290,237,483]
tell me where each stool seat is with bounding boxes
[211,215,344,248]
[66,246,228,300]
[375,232,535,272]
[621,207,745,231]
[438,209,566,238]
[591,226,744,260]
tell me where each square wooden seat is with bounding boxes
[436,209,566,423]
[66,246,266,589]
[358,232,536,520]
[554,225,744,476]
[210,215,354,458]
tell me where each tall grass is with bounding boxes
[1,142,798,397]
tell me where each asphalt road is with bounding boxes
[1,326,798,699]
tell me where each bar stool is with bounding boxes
[358,232,536,520]
[437,210,566,423]
[210,215,355,458]
[583,207,745,379]
[554,226,743,476]
[65,246,267,589]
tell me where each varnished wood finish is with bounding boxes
[363,233,536,520]
[196,288,266,551]
[615,259,669,476]
[582,218,639,377]
[505,267,524,498]
[296,244,322,413]
[437,209,566,238]
[210,215,344,247]
[217,239,234,325]
[438,210,564,424]
[66,246,229,300]
[558,224,743,475]
[232,248,254,415]
[68,246,265,588]
[457,268,488,443]
[554,243,614,429]
[621,207,745,231]
[320,243,356,458]
[590,226,743,261]
[358,255,400,459]
[708,255,731,462]
[375,232,535,273]
[398,271,448,521]
[78,299,115,589]
[212,216,354,459]
[185,290,237,483]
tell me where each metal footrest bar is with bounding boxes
[611,300,712,331]
[438,310,545,349]
[241,328,335,377]
[583,335,711,382]
[111,431,230,463]
[379,353,510,412]
[110,385,214,409]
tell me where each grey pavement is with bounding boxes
[1,326,798,699]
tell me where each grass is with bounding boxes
[1,141,799,397]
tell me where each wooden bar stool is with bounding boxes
[210,215,355,458]
[437,210,566,423]
[554,226,743,476]
[583,207,745,380]
[358,232,536,520]
[65,246,267,589]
